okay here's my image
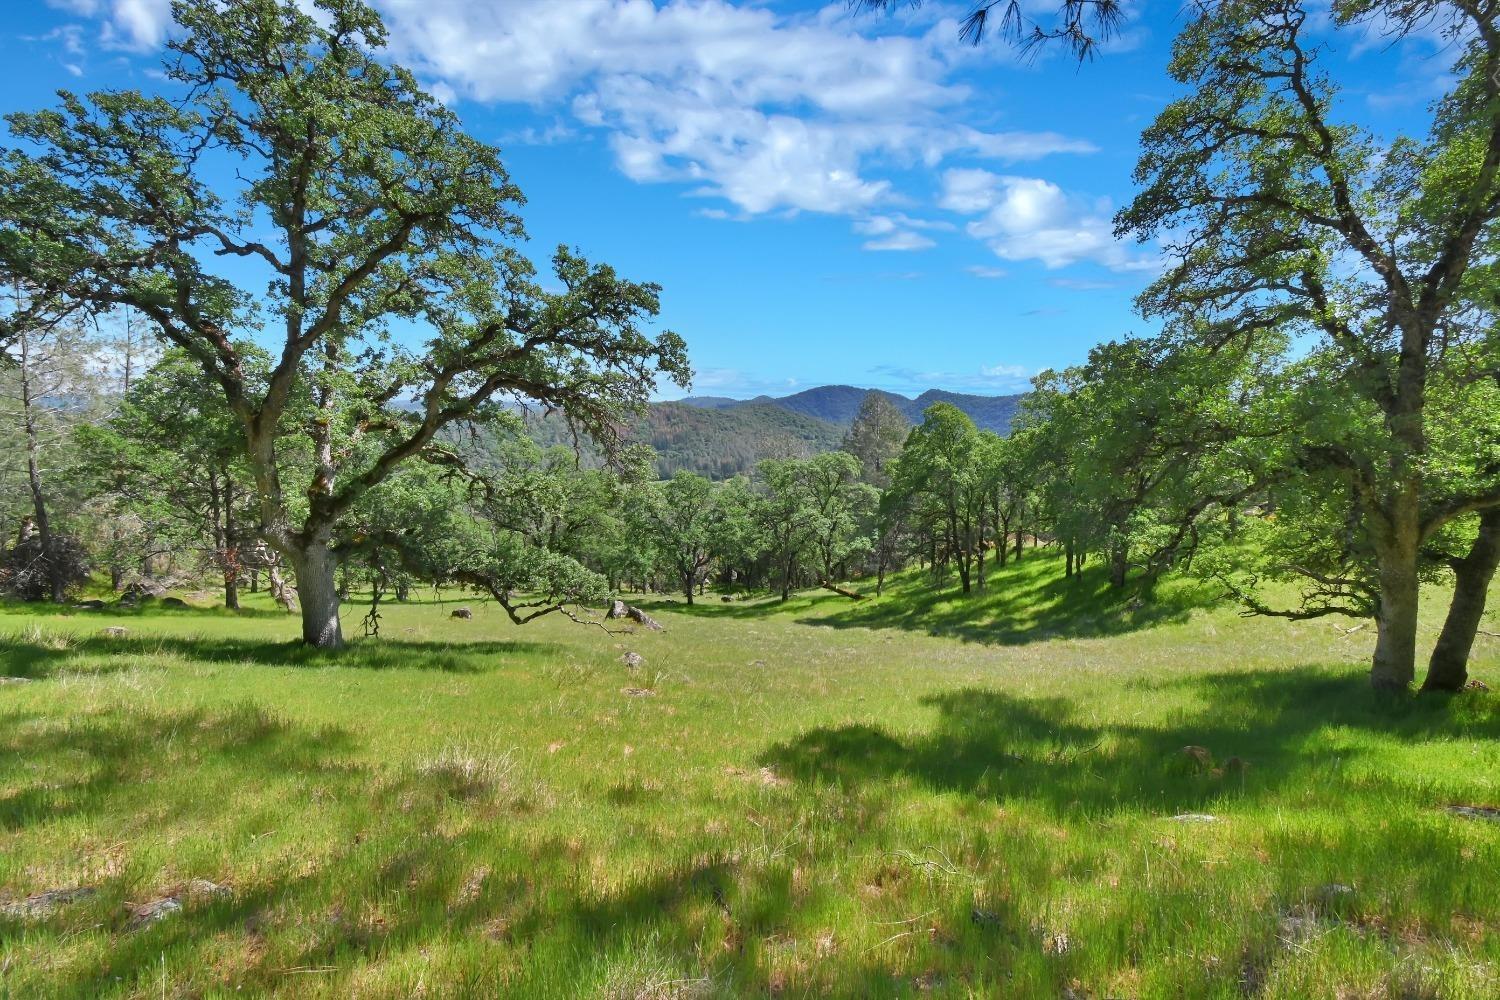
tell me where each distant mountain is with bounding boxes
[678,384,1024,434]
[517,385,1026,480]
[523,400,845,480]
[906,389,1024,434]
[672,395,740,410]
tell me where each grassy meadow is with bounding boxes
[1,553,1498,998]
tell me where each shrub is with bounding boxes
[1,533,92,601]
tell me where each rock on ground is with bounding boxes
[0,886,97,918]
[605,601,664,631]
[128,897,182,928]
[126,880,231,930]
[1447,804,1500,822]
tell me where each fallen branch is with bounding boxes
[819,580,866,601]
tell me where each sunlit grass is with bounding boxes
[1,553,1497,997]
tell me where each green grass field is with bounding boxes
[2,553,1497,998]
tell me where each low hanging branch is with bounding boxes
[361,572,386,637]
[347,523,636,636]
[1215,567,1377,622]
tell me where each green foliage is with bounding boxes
[753,452,876,599]
[634,471,722,602]
[1021,333,1285,587]
[889,403,986,591]
[1,532,90,601]
[77,349,267,600]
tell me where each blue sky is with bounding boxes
[3,1,1457,399]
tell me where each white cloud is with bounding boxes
[940,168,1156,272]
[49,0,170,51]
[981,362,1029,379]
[53,0,1100,231]
[867,362,1033,393]
[504,119,578,147]
[376,0,1095,217]
[863,230,936,251]
[853,213,950,252]
[965,265,1008,279]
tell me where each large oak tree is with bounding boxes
[1118,0,1500,691]
[0,0,688,646]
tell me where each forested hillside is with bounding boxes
[680,384,1024,433]
[522,400,846,478]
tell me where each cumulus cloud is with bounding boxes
[52,0,1103,247]
[940,168,1156,272]
[376,0,1094,218]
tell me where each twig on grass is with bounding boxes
[874,908,938,926]
[860,927,926,956]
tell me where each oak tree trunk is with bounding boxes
[1423,508,1500,692]
[1109,543,1128,589]
[291,540,343,648]
[1371,533,1420,692]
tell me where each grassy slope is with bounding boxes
[0,554,1497,999]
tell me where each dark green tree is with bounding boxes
[0,288,97,601]
[637,471,722,604]
[841,392,910,489]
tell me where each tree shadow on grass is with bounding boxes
[650,554,1222,647]
[0,633,564,680]
[0,701,360,835]
[0,599,290,620]
[800,561,1220,647]
[759,665,1500,820]
[636,589,853,620]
